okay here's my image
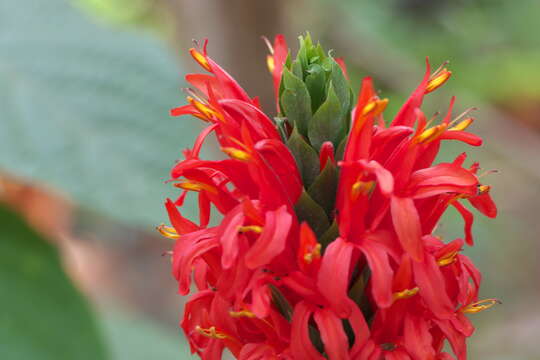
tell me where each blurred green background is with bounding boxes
[1,0,538,359]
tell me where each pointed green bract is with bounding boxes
[287,127,320,188]
[281,68,312,136]
[308,82,344,150]
[279,32,354,239]
[294,190,330,237]
[307,161,338,217]
[279,32,353,151]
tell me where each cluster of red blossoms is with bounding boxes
[159,34,498,360]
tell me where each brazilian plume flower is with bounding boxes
[159,34,498,360]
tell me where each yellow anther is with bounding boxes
[437,251,458,266]
[303,243,321,264]
[351,180,375,200]
[478,185,491,194]
[195,326,228,339]
[266,55,275,73]
[393,287,420,300]
[238,225,263,234]
[425,69,452,94]
[156,223,180,240]
[449,118,474,131]
[189,48,212,72]
[229,309,256,318]
[187,96,222,121]
[416,124,447,144]
[174,181,217,194]
[461,299,501,314]
[221,147,251,162]
[362,98,389,117]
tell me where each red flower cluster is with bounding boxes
[161,36,498,360]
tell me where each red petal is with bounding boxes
[433,319,467,360]
[319,141,335,172]
[170,104,196,117]
[218,208,244,269]
[271,34,288,113]
[440,131,483,146]
[206,56,252,103]
[317,237,354,317]
[348,303,370,357]
[245,205,292,269]
[314,307,349,360]
[468,192,497,218]
[290,302,325,360]
[403,313,436,360]
[391,59,430,127]
[413,254,454,319]
[346,77,376,161]
[165,198,199,235]
[451,201,474,246]
[198,192,211,228]
[391,196,424,261]
[409,163,478,189]
[173,233,218,295]
[254,139,303,206]
[359,238,394,308]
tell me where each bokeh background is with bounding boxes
[1,0,539,359]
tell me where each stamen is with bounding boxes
[303,243,321,264]
[478,170,499,179]
[351,180,375,200]
[478,185,491,194]
[362,98,389,117]
[229,309,256,318]
[195,325,228,339]
[189,48,212,72]
[266,55,275,73]
[174,181,217,194]
[238,225,263,234]
[437,250,458,266]
[221,147,251,162]
[461,299,501,314]
[187,96,222,121]
[449,107,478,126]
[156,223,180,240]
[449,117,474,131]
[393,287,419,300]
[426,68,452,93]
[431,60,450,76]
[416,124,447,144]
[262,36,274,54]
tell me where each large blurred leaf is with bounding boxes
[0,0,198,226]
[0,204,108,359]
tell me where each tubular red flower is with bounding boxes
[162,35,498,360]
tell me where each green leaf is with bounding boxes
[0,205,108,360]
[269,285,293,322]
[294,190,330,237]
[280,68,312,136]
[308,82,344,150]
[291,59,304,80]
[0,0,199,227]
[330,59,352,117]
[336,136,348,161]
[319,220,339,250]
[287,127,320,188]
[305,63,327,112]
[308,161,338,216]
